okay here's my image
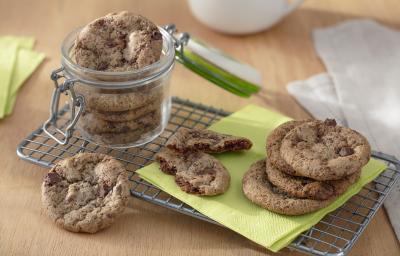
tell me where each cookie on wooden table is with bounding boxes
[280,119,371,181]
[41,153,130,233]
[242,159,337,216]
[166,127,252,153]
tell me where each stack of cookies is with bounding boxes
[243,119,371,215]
[76,86,164,145]
[70,11,166,146]
[156,128,253,196]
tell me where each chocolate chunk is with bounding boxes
[99,183,112,197]
[324,119,337,126]
[339,147,354,156]
[97,62,109,71]
[151,30,162,40]
[93,19,105,27]
[105,40,117,48]
[196,168,216,177]
[175,176,201,194]
[118,32,127,39]
[44,172,61,186]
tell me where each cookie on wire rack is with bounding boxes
[242,159,337,215]
[280,119,371,181]
[156,149,230,196]
[266,120,361,200]
[166,127,253,153]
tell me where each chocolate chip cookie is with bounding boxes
[72,11,163,71]
[280,119,371,181]
[41,153,130,233]
[166,127,253,153]
[266,120,360,199]
[78,109,161,134]
[87,97,162,122]
[81,122,159,146]
[242,159,336,215]
[76,84,164,112]
[265,158,360,200]
[266,120,307,176]
[155,149,230,196]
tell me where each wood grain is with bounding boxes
[0,0,399,255]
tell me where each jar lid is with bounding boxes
[167,24,262,98]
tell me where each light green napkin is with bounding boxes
[0,36,45,118]
[137,105,386,252]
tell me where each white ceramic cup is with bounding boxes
[188,0,304,35]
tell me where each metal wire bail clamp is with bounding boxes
[43,67,85,145]
[163,24,190,59]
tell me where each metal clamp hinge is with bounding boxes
[43,68,85,145]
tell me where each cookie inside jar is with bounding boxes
[60,11,175,148]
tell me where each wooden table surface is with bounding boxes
[0,0,399,255]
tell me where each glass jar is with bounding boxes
[43,24,258,148]
[44,26,175,148]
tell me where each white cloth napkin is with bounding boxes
[287,20,400,240]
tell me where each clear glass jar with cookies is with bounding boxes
[44,24,175,148]
[43,11,260,149]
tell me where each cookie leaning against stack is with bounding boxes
[243,119,371,215]
[155,127,253,196]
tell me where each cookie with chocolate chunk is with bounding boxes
[166,127,252,153]
[41,153,130,233]
[87,97,162,122]
[75,83,164,112]
[242,159,336,215]
[266,119,360,200]
[72,11,163,71]
[78,109,161,134]
[265,157,360,200]
[155,149,230,196]
[80,122,159,146]
[280,119,371,181]
[266,120,307,176]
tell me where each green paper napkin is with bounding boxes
[6,48,45,115]
[137,105,387,252]
[0,36,45,118]
[0,41,18,118]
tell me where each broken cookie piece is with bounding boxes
[155,149,185,175]
[155,149,230,196]
[166,127,252,153]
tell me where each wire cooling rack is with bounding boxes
[17,97,400,256]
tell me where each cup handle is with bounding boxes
[284,0,304,15]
